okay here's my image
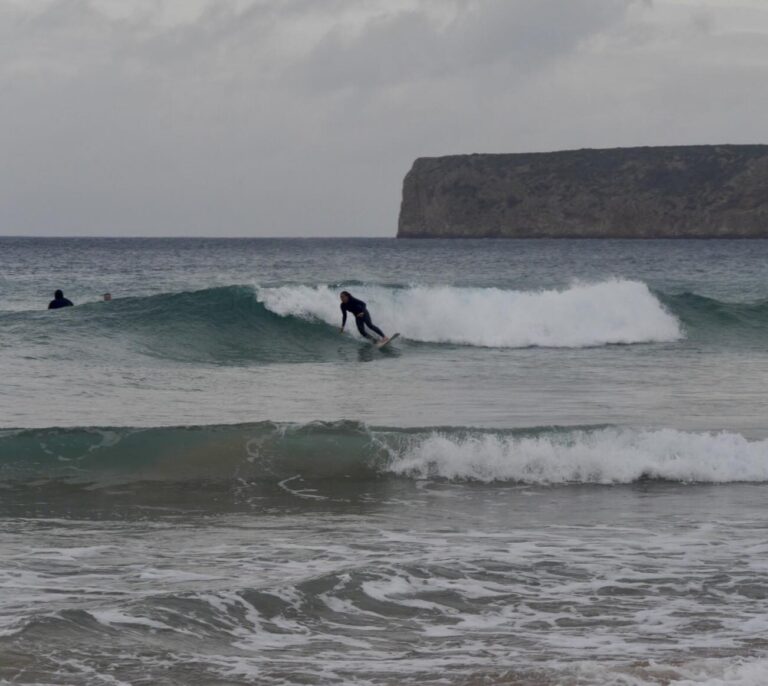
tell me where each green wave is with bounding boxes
[1,286,350,364]
[0,421,391,484]
[661,291,768,335]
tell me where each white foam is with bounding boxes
[385,428,768,484]
[90,609,174,632]
[670,657,768,686]
[577,657,768,686]
[257,280,682,348]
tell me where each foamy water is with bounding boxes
[386,427,768,483]
[2,482,768,685]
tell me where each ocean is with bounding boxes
[1,237,768,685]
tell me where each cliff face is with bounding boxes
[397,145,768,238]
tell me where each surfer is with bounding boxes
[48,289,74,310]
[339,291,387,342]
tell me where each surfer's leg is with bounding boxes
[355,315,374,340]
[362,312,385,338]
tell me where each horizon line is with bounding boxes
[0,234,397,240]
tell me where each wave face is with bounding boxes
[258,280,683,348]
[1,286,342,364]
[662,291,768,341]
[3,422,767,486]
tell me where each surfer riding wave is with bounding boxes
[339,291,387,343]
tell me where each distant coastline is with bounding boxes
[397,145,768,238]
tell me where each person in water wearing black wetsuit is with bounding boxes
[339,291,387,342]
[48,289,74,310]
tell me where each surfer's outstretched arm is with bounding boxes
[340,304,348,332]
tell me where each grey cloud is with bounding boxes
[0,0,766,236]
[294,1,630,92]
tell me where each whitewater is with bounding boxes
[2,237,768,686]
[257,279,682,348]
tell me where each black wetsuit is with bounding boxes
[341,295,385,340]
[48,296,74,310]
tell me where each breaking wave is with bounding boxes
[5,280,768,365]
[2,421,767,486]
[258,279,682,348]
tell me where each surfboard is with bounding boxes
[375,333,400,349]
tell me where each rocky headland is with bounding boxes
[397,145,768,238]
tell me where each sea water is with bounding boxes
[1,237,768,685]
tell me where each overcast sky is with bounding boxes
[1,0,767,237]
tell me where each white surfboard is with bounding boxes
[375,333,400,349]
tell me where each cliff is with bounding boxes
[397,145,768,238]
